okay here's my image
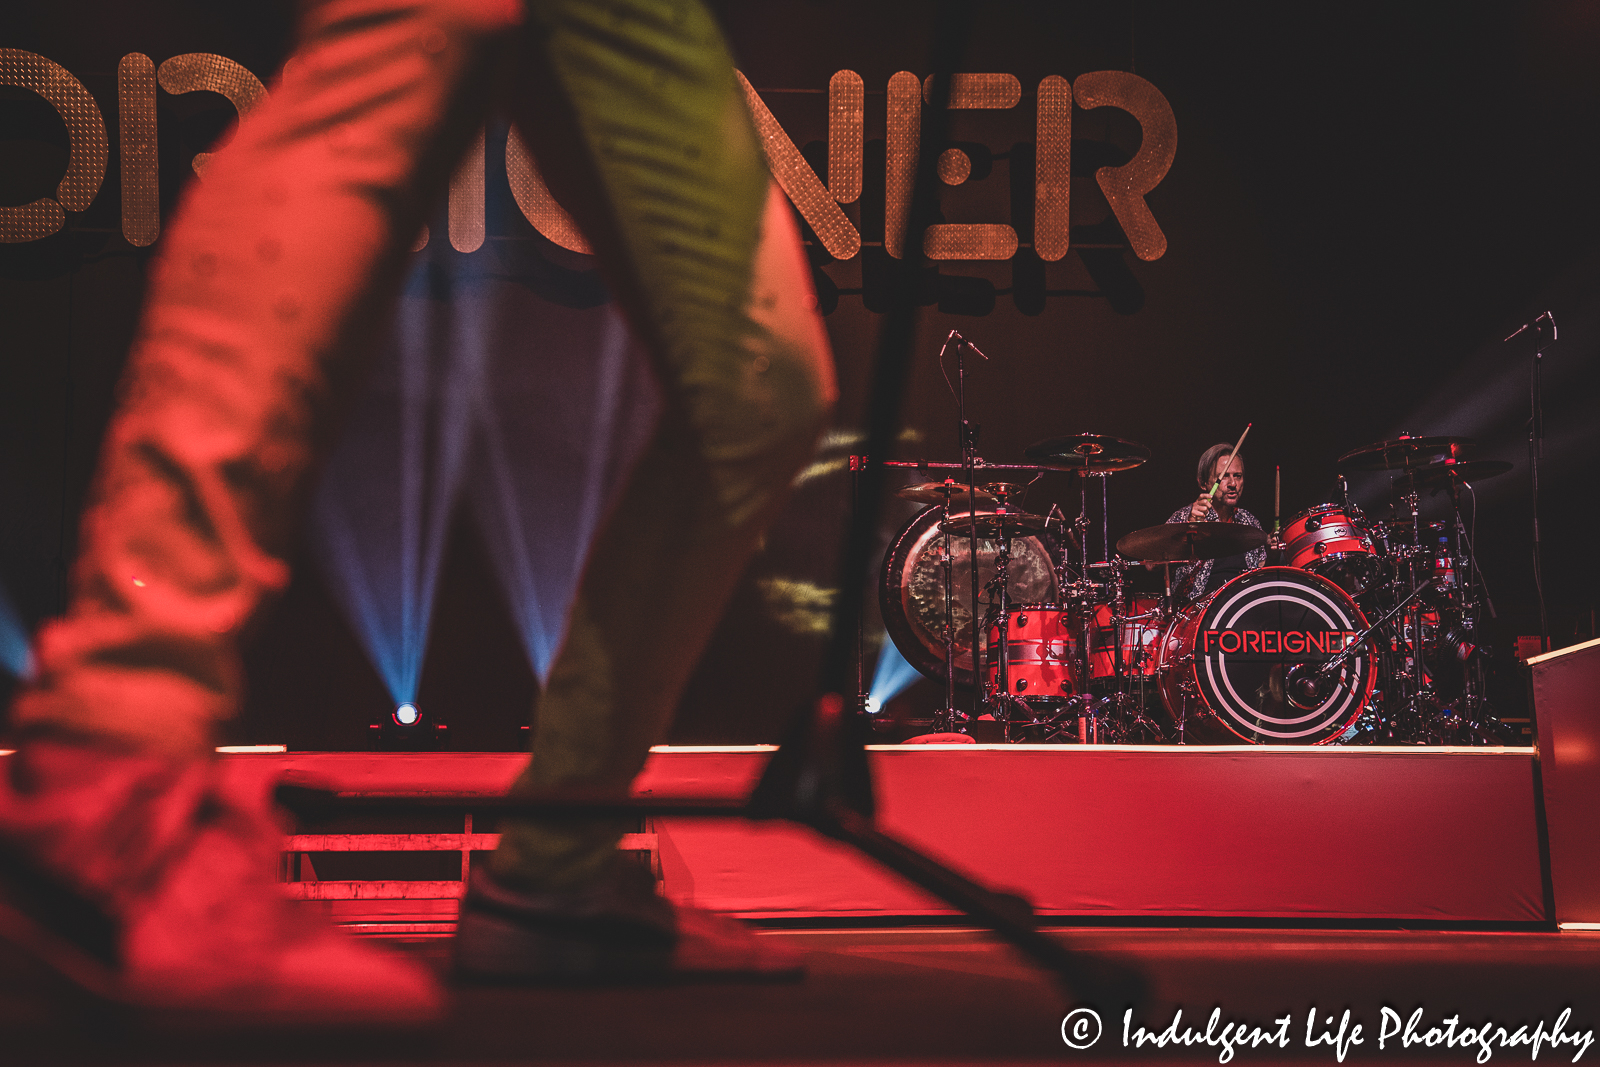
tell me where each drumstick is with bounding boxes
[1275,464,1281,534]
[1206,422,1252,502]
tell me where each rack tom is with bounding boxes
[1283,504,1381,595]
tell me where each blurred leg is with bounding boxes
[12,0,521,756]
[1,0,523,1018]
[488,0,835,893]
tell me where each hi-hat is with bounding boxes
[1024,433,1150,473]
[897,481,997,509]
[1337,435,1477,472]
[1117,522,1268,562]
[940,511,1052,537]
[1393,459,1513,493]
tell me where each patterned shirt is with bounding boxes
[1163,505,1267,603]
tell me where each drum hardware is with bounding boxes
[975,501,1041,740]
[1284,577,1438,710]
[1312,429,1511,744]
[872,420,1525,747]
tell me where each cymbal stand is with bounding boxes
[939,328,988,723]
[937,482,962,734]
[1397,486,1446,740]
[984,513,1033,740]
[1443,478,1505,741]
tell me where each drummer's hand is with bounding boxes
[1189,492,1213,522]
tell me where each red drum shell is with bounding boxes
[986,605,1078,701]
[1154,567,1374,745]
[1085,595,1163,681]
[1284,504,1380,595]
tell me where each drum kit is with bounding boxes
[878,432,1512,746]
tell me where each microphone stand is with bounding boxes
[1505,312,1555,653]
[1288,579,1440,706]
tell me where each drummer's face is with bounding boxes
[1211,454,1245,507]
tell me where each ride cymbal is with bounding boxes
[1336,435,1478,472]
[1023,433,1150,473]
[1116,522,1268,562]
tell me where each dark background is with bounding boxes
[1,1,1596,747]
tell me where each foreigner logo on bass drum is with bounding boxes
[1156,567,1375,744]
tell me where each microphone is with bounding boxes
[1503,311,1557,351]
[1285,662,1335,710]
[947,329,989,360]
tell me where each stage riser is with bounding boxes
[238,747,1546,924]
[1530,637,1600,925]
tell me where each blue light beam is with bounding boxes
[311,261,479,705]
[467,302,659,685]
[0,583,31,678]
[867,636,922,715]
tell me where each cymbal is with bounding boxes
[981,481,1030,500]
[1024,433,1151,473]
[1337,435,1477,472]
[897,481,997,508]
[1393,459,1513,493]
[1116,522,1268,562]
[940,511,1052,537]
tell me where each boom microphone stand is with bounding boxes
[1504,312,1556,653]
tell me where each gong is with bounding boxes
[879,504,1060,690]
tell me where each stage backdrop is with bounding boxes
[1,2,1598,747]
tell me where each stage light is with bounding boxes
[394,701,420,726]
[867,636,922,715]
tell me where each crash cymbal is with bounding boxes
[940,510,1052,537]
[1116,522,1268,562]
[1336,435,1478,472]
[1393,459,1513,493]
[897,481,997,508]
[1024,433,1151,473]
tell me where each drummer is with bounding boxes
[1167,442,1267,602]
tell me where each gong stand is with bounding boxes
[281,0,1135,1000]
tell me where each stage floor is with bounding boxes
[14,926,1600,1064]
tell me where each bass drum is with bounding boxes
[881,504,1060,689]
[1154,567,1375,744]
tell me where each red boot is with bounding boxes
[0,738,442,1028]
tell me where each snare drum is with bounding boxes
[1284,504,1381,595]
[1086,595,1163,682]
[986,605,1078,701]
[1154,567,1375,744]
